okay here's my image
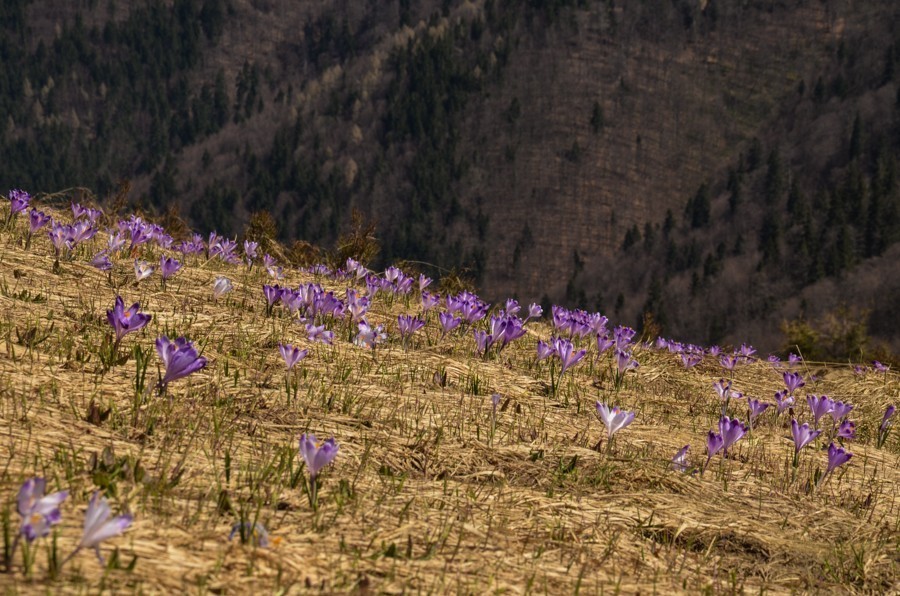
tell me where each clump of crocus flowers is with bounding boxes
[6,479,132,574]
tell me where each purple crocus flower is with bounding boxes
[783,371,805,394]
[554,338,586,375]
[747,399,770,424]
[705,431,725,470]
[159,255,182,281]
[48,222,74,255]
[229,521,280,548]
[74,492,133,564]
[134,259,154,282]
[243,240,259,264]
[720,354,738,371]
[595,402,635,440]
[155,336,207,387]
[524,303,543,322]
[28,209,51,234]
[397,314,425,343]
[830,401,854,422]
[707,345,722,357]
[107,296,152,343]
[306,323,334,345]
[422,291,440,312]
[873,360,890,373]
[263,284,282,305]
[774,390,794,414]
[672,445,690,472]
[807,394,835,429]
[491,393,502,414]
[738,343,756,361]
[298,434,339,480]
[354,321,385,350]
[17,478,67,542]
[791,419,821,456]
[596,334,615,356]
[615,350,639,375]
[536,339,555,361]
[279,344,308,370]
[90,252,113,271]
[8,189,31,215]
[719,416,748,453]
[419,274,432,292]
[438,312,461,337]
[680,353,703,369]
[473,330,494,356]
[836,420,856,440]
[713,379,732,401]
[825,443,852,475]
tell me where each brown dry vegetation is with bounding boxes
[0,203,898,594]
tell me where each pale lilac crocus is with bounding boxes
[279,344,308,370]
[306,323,334,345]
[213,276,233,300]
[155,336,207,388]
[807,395,834,429]
[873,360,890,373]
[70,492,133,564]
[134,259,154,282]
[595,402,635,442]
[672,445,690,473]
[523,303,543,322]
[354,321,385,350]
[229,521,279,548]
[418,274,432,292]
[298,434,339,508]
[299,434,338,479]
[16,478,68,544]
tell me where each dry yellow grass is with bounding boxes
[0,203,898,594]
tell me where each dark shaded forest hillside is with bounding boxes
[1,0,898,354]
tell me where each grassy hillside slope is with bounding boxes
[0,197,897,592]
